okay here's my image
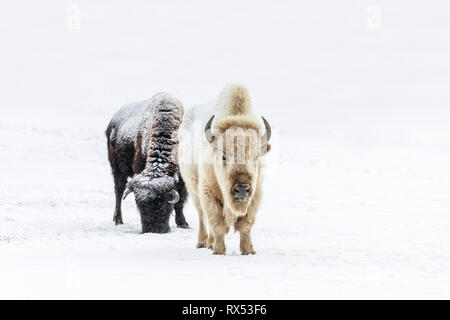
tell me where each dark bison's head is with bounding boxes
[123,174,179,233]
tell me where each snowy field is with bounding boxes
[1,0,450,299]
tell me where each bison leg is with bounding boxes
[207,234,214,250]
[236,217,256,255]
[174,183,189,229]
[201,195,227,255]
[175,205,189,229]
[113,175,127,225]
[108,138,126,225]
[211,223,227,255]
[193,196,208,248]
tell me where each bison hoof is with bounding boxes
[196,242,207,248]
[212,247,226,255]
[177,222,190,229]
[207,237,214,249]
[113,212,123,225]
[241,249,256,255]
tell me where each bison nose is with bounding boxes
[232,184,251,197]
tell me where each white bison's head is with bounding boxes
[205,115,271,216]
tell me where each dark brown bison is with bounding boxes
[106,92,189,233]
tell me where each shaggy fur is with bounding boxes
[106,93,189,233]
[178,84,271,254]
[217,84,253,117]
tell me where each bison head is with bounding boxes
[122,174,180,233]
[204,115,271,216]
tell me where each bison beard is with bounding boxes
[106,93,188,233]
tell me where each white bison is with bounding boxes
[178,84,271,255]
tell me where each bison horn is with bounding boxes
[168,189,180,204]
[204,115,215,143]
[123,188,133,200]
[260,116,271,144]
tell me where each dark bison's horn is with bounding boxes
[123,188,133,200]
[260,116,272,144]
[168,189,180,204]
[204,115,215,143]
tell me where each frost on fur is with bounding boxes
[106,92,189,233]
[125,174,178,202]
[217,83,254,118]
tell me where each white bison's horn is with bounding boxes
[123,188,133,200]
[260,116,272,145]
[204,115,215,143]
[168,189,180,204]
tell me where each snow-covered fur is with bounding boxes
[106,93,188,233]
[178,84,271,254]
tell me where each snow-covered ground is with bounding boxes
[1,0,450,299]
